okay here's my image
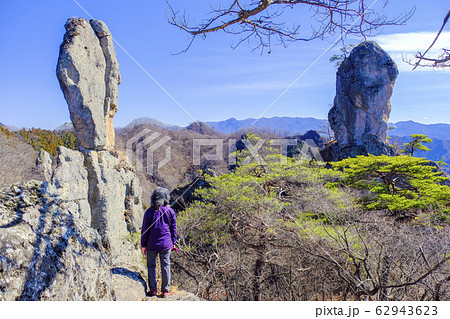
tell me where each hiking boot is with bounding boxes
[149,289,157,297]
[161,290,170,298]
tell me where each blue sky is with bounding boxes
[0,0,449,129]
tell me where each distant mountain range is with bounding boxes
[203,117,450,173]
[6,116,450,141]
[203,117,450,140]
[205,116,328,135]
[389,121,450,140]
[115,117,450,171]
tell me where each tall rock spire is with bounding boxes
[323,42,398,161]
[56,18,120,151]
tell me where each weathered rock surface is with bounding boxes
[0,17,206,301]
[44,147,91,225]
[326,42,398,161]
[84,149,143,261]
[90,20,121,149]
[321,136,396,162]
[56,17,143,265]
[0,152,147,300]
[56,18,120,151]
[0,181,113,301]
[36,150,52,183]
[170,170,214,212]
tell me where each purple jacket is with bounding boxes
[141,206,177,252]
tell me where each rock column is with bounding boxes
[56,18,120,151]
[325,42,399,161]
[56,18,142,262]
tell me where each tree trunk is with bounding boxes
[253,254,264,301]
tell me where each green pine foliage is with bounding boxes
[402,134,432,156]
[329,44,356,68]
[0,125,15,138]
[230,133,279,167]
[176,154,351,300]
[331,154,450,219]
[17,128,78,156]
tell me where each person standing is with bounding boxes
[141,187,177,298]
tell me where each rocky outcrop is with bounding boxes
[90,20,121,149]
[36,150,52,183]
[83,149,143,259]
[0,148,146,301]
[56,18,120,151]
[55,17,143,260]
[0,181,113,301]
[55,18,145,300]
[0,18,147,301]
[325,42,398,161]
[44,147,91,226]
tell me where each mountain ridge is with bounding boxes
[390,120,450,140]
[205,116,329,135]
[9,116,450,139]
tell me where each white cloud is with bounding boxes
[376,31,450,52]
[374,31,450,72]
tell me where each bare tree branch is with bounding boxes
[411,10,450,69]
[166,0,414,53]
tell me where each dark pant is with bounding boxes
[147,250,171,292]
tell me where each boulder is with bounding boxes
[321,135,396,162]
[170,170,214,212]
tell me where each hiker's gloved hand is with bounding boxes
[171,245,178,253]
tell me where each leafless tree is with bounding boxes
[409,10,450,69]
[166,0,414,53]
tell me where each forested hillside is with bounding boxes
[172,134,450,301]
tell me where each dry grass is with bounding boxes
[0,133,44,189]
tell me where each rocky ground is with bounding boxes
[143,290,203,301]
